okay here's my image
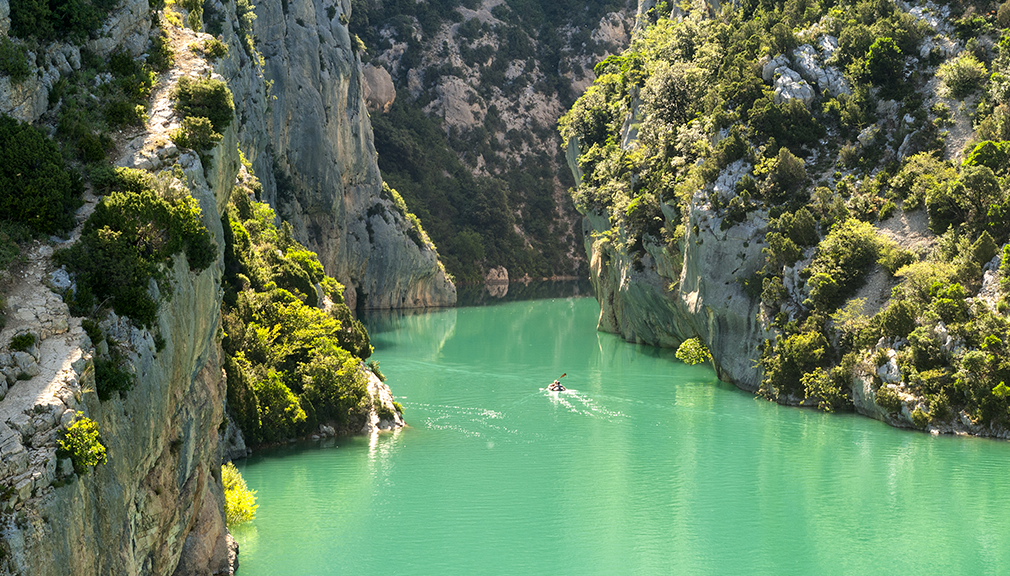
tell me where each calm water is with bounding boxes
[233,296,1010,575]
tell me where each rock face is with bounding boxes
[362,64,395,113]
[580,179,772,390]
[0,0,444,572]
[222,0,456,309]
[0,193,229,576]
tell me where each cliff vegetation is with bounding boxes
[562,0,1010,435]
[221,169,393,445]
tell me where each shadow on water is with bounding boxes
[362,279,595,353]
[455,278,593,307]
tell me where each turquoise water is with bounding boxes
[233,296,1010,575]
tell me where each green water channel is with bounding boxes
[232,295,1010,575]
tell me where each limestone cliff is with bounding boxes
[0,0,448,571]
[572,139,772,390]
[211,0,456,309]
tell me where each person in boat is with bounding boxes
[549,380,565,391]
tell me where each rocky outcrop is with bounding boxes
[362,64,395,113]
[580,179,772,390]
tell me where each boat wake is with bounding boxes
[408,402,530,443]
[542,388,626,419]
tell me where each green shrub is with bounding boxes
[874,385,902,413]
[938,53,987,99]
[675,337,712,365]
[865,37,903,90]
[194,38,229,60]
[9,0,119,41]
[963,141,1010,176]
[9,333,34,352]
[877,241,915,274]
[877,299,917,338]
[806,219,881,310]
[56,171,216,326]
[999,2,1010,28]
[148,20,175,72]
[222,462,257,526]
[173,77,235,133]
[57,414,107,474]
[170,116,222,152]
[0,37,30,83]
[94,356,134,401]
[0,115,82,235]
[910,407,929,428]
[802,366,848,412]
[367,359,385,382]
[878,200,896,221]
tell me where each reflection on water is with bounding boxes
[236,294,1010,576]
[455,278,593,307]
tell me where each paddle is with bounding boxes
[549,373,567,391]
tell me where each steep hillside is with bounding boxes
[351,0,636,283]
[564,0,1010,436]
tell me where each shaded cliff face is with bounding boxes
[214,0,456,309]
[575,141,771,391]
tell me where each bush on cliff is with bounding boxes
[173,76,235,133]
[222,462,258,526]
[57,414,107,474]
[56,167,216,327]
[222,177,375,445]
[0,115,82,235]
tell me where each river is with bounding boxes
[232,292,1010,575]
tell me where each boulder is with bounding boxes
[362,64,395,113]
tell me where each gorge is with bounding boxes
[1,0,1010,572]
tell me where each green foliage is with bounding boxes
[223,181,376,445]
[173,77,235,133]
[193,37,229,61]
[762,330,828,396]
[962,141,1010,176]
[94,355,134,401]
[148,19,175,73]
[57,414,107,474]
[805,219,881,311]
[170,116,223,152]
[56,169,216,326]
[9,0,120,42]
[877,299,917,339]
[874,385,902,413]
[0,115,82,235]
[675,337,712,365]
[222,462,258,526]
[865,37,903,87]
[9,333,34,352]
[802,366,850,412]
[938,53,988,99]
[368,359,386,382]
[0,37,30,83]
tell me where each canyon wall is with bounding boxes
[0,0,453,571]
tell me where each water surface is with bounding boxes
[233,296,1010,575]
